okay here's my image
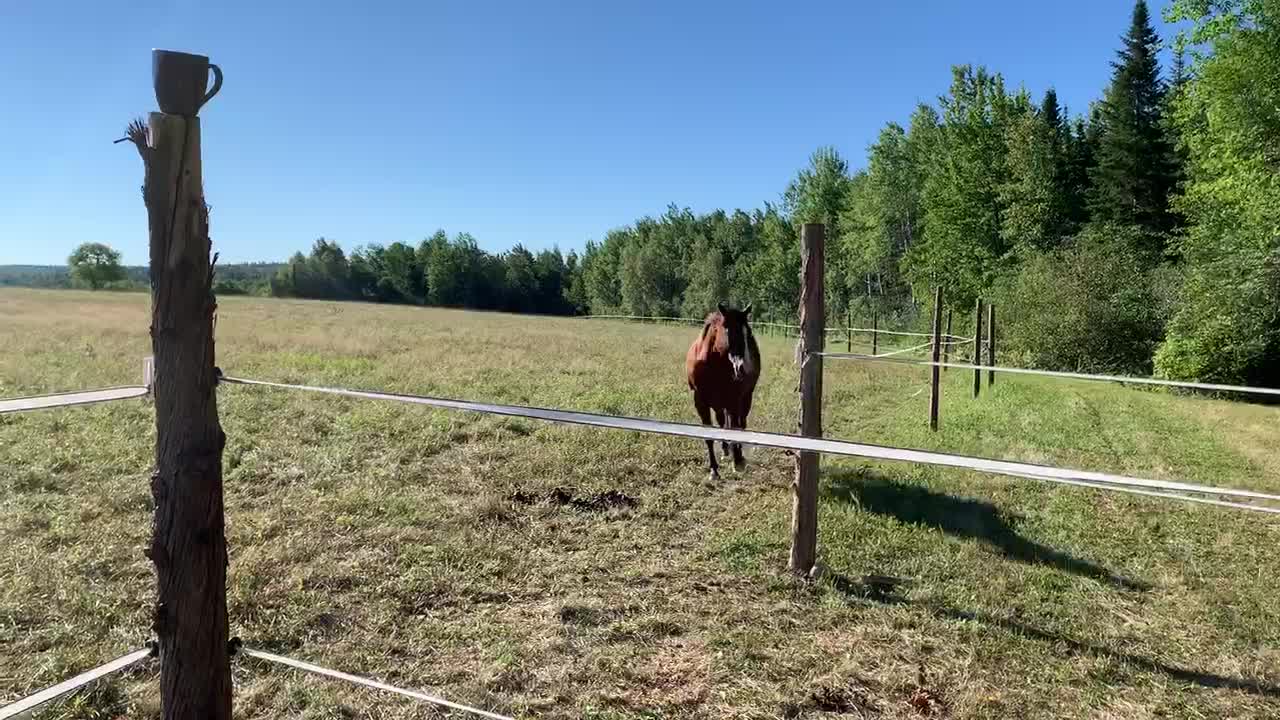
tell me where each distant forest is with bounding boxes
[4,1,1277,387]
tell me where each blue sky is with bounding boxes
[0,1,1181,266]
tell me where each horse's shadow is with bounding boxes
[827,573,1280,698]
[824,467,1149,591]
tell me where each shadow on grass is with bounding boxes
[829,574,1280,698]
[825,467,1149,591]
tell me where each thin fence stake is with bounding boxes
[943,310,953,372]
[988,303,997,387]
[929,287,943,431]
[973,298,984,399]
[846,306,852,353]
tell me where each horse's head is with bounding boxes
[718,302,754,380]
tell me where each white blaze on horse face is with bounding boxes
[730,354,745,379]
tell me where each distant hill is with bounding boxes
[0,265,73,288]
[0,263,283,291]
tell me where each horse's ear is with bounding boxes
[717,302,727,316]
[743,303,752,318]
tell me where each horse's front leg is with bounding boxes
[731,395,752,472]
[714,407,730,458]
[696,401,720,480]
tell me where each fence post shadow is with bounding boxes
[823,467,1150,591]
[823,573,1280,699]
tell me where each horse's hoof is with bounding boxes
[734,459,746,473]
[709,469,721,482]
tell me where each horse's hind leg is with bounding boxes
[696,401,720,480]
[714,407,730,457]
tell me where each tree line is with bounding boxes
[3,248,281,294]
[14,0,1276,387]
[269,233,585,315]
[580,0,1280,387]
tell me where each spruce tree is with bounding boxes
[1062,115,1097,229]
[1088,0,1178,248]
[1039,88,1074,232]
[1039,88,1065,145]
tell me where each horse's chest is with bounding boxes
[693,361,754,402]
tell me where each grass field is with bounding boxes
[2,287,1280,719]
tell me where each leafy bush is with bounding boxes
[993,226,1167,374]
[1153,0,1280,388]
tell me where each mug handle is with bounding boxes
[201,63,223,109]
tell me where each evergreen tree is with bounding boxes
[1062,113,1098,229]
[1039,89,1075,228]
[1088,0,1179,247]
[1039,89,1064,143]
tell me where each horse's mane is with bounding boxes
[701,312,728,352]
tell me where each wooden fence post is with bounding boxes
[973,298,984,398]
[846,305,852,353]
[943,309,953,371]
[872,312,879,356]
[987,303,997,386]
[790,223,824,575]
[929,287,943,431]
[126,59,232,720]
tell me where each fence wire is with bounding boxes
[218,374,1280,514]
[0,386,149,415]
[868,341,934,358]
[579,314,971,342]
[0,648,150,720]
[815,352,1280,398]
[242,648,513,720]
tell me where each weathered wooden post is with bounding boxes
[943,309,953,371]
[973,298,985,398]
[872,312,879,356]
[846,306,852,353]
[790,223,824,575]
[987,303,997,386]
[928,287,943,431]
[125,49,231,720]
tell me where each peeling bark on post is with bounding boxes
[127,113,231,720]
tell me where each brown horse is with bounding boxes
[686,303,761,479]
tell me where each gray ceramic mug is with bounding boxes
[152,49,222,116]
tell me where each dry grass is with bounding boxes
[2,288,1279,719]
